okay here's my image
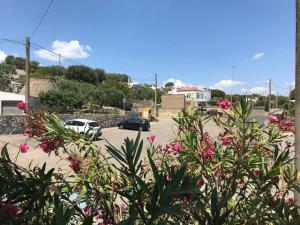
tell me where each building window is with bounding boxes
[197,93,204,100]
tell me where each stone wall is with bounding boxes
[0,112,139,135]
[0,115,24,134]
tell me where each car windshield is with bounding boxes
[131,118,142,122]
[88,122,99,127]
[66,121,74,126]
[74,121,85,126]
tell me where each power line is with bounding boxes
[0,38,84,66]
[0,38,25,46]
[30,42,84,65]
[31,0,55,37]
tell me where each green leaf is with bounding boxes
[1,143,10,161]
[147,150,163,191]
[211,188,218,218]
[82,217,93,225]
[160,204,187,217]
[117,211,138,225]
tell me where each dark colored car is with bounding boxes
[117,117,150,131]
[206,109,223,116]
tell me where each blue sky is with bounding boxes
[0,0,295,95]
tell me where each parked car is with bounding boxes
[64,119,102,139]
[247,116,268,125]
[206,109,223,116]
[117,117,150,131]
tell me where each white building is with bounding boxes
[169,87,211,106]
[0,91,25,115]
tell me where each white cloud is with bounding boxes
[210,80,245,90]
[0,50,7,62]
[284,81,295,87]
[164,78,194,88]
[241,88,247,93]
[35,40,91,61]
[252,52,265,60]
[249,86,268,95]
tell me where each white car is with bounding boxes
[64,119,102,139]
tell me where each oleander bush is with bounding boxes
[0,98,299,224]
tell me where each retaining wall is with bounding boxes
[0,112,138,134]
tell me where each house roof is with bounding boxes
[19,77,57,97]
[176,87,200,92]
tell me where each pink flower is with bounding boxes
[218,99,231,110]
[203,148,214,160]
[17,101,26,111]
[268,115,278,123]
[24,128,33,137]
[170,162,177,168]
[19,143,29,153]
[284,119,294,127]
[147,135,156,143]
[40,139,60,153]
[38,123,46,130]
[222,138,232,146]
[170,143,184,153]
[215,169,223,178]
[196,178,205,186]
[119,203,128,213]
[285,196,294,205]
[68,156,81,173]
[253,168,260,177]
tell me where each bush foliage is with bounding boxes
[0,98,299,224]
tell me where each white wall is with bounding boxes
[0,91,25,115]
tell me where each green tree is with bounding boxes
[105,73,129,83]
[165,82,174,88]
[0,63,16,91]
[211,89,225,99]
[130,85,154,101]
[4,55,40,72]
[39,90,84,113]
[90,88,107,109]
[290,88,295,100]
[65,65,97,84]
[33,66,65,77]
[94,68,106,83]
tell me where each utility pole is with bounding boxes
[268,78,272,113]
[58,54,61,66]
[154,73,158,117]
[295,0,300,207]
[289,85,292,111]
[231,66,236,102]
[276,92,278,108]
[25,37,30,109]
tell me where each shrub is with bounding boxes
[1,98,299,224]
[65,65,98,84]
[39,90,84,113]
[33,66,65,77]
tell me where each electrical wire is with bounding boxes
[31,0,55,37]
[30,42,84,65]
[0,38,25,46]
[0,38,83,66]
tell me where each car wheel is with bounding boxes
[119,125,124,129]
[138,126,143,131]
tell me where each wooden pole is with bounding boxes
[25,37,30,108]
[295,0,300,207]
[268,78,272,113]
[155,73,158,117]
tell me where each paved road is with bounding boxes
[0,118,292,172]
[0,119,181,171]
